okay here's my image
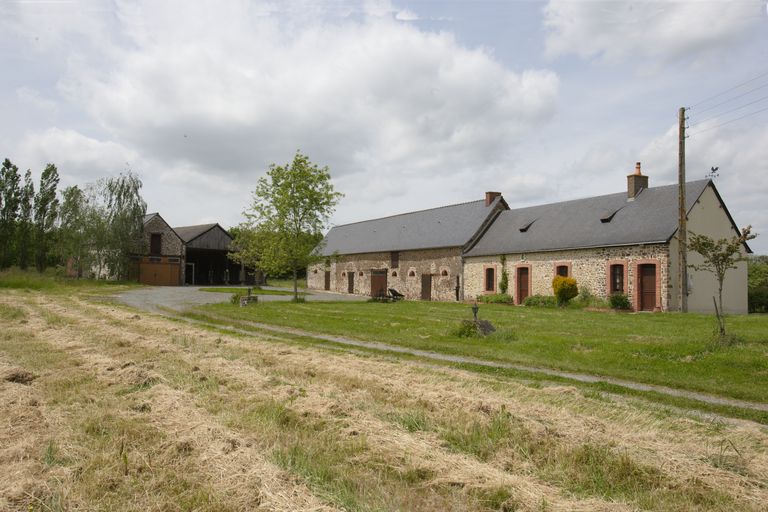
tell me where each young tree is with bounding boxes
[0,159,22,269]
[689,226,756,338]
[33,164,60,272]
[498,254,509,295]
[239,151,342,299]
[17,170,34,270]
[101,171,146,280]
[59,185,90,277]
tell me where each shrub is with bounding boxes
[477,293,513,304]
[552,276,578,306]
[455,320,480,338]
[523,295,556,308]
[499,255,509,295]
[609,293,632,310]
[230,293,242,305]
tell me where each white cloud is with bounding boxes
[16,87,57,113]
[543,0,763,65]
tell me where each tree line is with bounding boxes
[0,158,146,279]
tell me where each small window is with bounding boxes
[313,269,318,274]
[392,271,398,277]
[556,265,569,277]
[610,264,624,293]
[150,233,162,255]
[485,267,495,292]
[342,272,346,277]
[390,251,399,268]
[358,271,363,276]
[441,269,448,276]
[408,270,416,277]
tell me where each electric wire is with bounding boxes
[688,104,768,136]
[690,81,768,115]
[689,93,768,128]
[689,69,768,108]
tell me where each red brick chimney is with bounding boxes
[485,191,501,206]
[627,162,649,199]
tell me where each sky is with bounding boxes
[1,0,767,252]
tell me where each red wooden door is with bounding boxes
[517,267,529,303]
[370,270,387,297]
[639,264,656,311]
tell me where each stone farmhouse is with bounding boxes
[307,193,509,300]
[309,164,751,313]
[138,213,249,286]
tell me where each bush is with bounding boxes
[523,295,556,308]
[748,286,768,313]
[552,276,578,306]
[477,293,514,304]
[609,293,632,310]
[230,293,242,305]
[499,255,509,295]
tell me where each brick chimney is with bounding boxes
[485,191,501,206]
[627,162,649,199]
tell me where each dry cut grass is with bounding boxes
[1,288,767,511]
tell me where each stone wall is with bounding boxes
[143,215,184,257]
[308,247,463,301]
[464,244,671,311]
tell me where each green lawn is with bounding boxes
[199,287,306,296]
[264,277,307,289]
[199,300,768,404]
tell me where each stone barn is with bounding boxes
[139,213,248,286]
[307,193,508,300]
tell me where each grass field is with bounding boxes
[2,287,768,511]
[263,277,307,289]
[199,287,305,296]
[197,300,768,404]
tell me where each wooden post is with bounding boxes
[679,107,688,312]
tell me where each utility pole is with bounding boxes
[678,107,688,313]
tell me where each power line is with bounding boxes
[691,81,768,115]
[688,104,768,136]
[689,69,768,108]
[689,93,768,128]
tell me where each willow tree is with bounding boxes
[33,164,60,272]
[238,151,342,299]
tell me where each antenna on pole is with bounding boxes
[678,107,688,313]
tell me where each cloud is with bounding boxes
[543,0,763,66]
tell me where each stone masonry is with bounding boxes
[143,215,183,257]
[464,243,671,311]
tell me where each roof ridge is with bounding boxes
[330,198,487,229]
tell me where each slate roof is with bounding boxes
[173,223,221,243]
[316,197,505,256]
[465,180,737,257]
[143,213,159,224]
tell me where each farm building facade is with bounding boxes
[138,213,250,286]
[309,164,751,313]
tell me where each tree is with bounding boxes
[59,185,90,277]
[689,226,756,338]
[239,151,342,299]
[101,171,146,280]
[17,170,34,270]
[0,159,22,268]
[33,164,60,272]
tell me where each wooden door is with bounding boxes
[639,264,656,311]
[421,274,432,301]
[347,272,354,293]
[516,267,529,304]
[324,271,331,291]
[370,270,387,298]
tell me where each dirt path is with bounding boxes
[3,291,768,511]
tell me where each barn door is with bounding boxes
[370,270,387,298]
[639,264,656,311]
[516,267,530,304]
[421,274,432,301]
[347,272,354,294]
[324,271,331,291]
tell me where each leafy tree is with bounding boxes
[0,159,22,268]
[689,226,756,337]
[59,185,90,277]
[17,170,34,270]
[498,254,509,295]
[238,151,342,299]
[101,171,146,280]
[747,255,768,290]
[33,164,60,272]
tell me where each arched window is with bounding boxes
[313,269,318,274]
[441,269,449,276]
[358,271,363,276]
[392,271,398,277]
[342,272,346,277]
[408,270,416,277]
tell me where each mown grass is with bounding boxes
[199,286,305,296]
[0,268,139,293]
[264,277,307,289]
[200,300,768,403]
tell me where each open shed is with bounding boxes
[173,223,240,285]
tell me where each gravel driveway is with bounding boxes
[115,286,365,312]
